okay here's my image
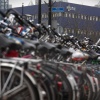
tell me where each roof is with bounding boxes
[14,2,100,16]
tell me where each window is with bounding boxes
[98,17,100,21]
[44,13,46,18]
[72,13,74,18]
[53,13,55,17]
[46,13,48,18]
[81,14,84,19]
[27,16,32,20]
[59,12,61,16]
[69,29,71,33]
[29,16,32,20]
[64,28,67,34]
[81,30,84,34]
[68,13,71,17]
[84,15,87,20]
[72,29,74,33]
[62,12,64,17]
[67,28,70,33]
[93,16,96,21]
[90,31,93,35]
[32,15,34,20]
[83,30,86,34]
[96,32,98,36]
[42,14,45,18]
[90,16,92,20]
[65,12,68,17]
[57,13,59,17]
[34,15,37,19]
[86,16,89,20]
[78,30,80,34]
[78,14,81,19]
[55,13,58,17]
[75,14,78,18]
[78,29,81,34]
[96,17,98,21]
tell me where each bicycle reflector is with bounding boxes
[57,81,63,92]
[5,50,19,57]
[77,66,82,71]
[36,63,41,70]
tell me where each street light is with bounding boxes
[38,0,41,24]
[48,0,52,26]
[22,3,24,17]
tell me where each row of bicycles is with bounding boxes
[0,9,100,100]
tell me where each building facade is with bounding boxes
[15,2,100,42]
[0,0,9,10]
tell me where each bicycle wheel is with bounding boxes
[28,67,56,100]
[0,65,39,100]
[42,63,73,100]
[81,74,94,100]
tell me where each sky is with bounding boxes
[9,0,100,8]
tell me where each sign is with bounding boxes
[52,7,64,12]
[66,5,76,11]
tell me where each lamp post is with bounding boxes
[48,0,52,26]
[38,0,41,24]
[22,3,24,17]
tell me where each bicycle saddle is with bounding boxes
[22,39,36,50]
[0,34,21,49]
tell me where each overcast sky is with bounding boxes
[9,0,100,7]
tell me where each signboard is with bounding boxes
[52,7,64,12]
[66,5,76,11]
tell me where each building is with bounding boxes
[28,0,34,6]
[95,1,100,8]
[15,2,100,42]
[0,0,9,10]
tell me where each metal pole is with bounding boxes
[38,0,41,24]
[48,0,52,26]
[22,3,24,17]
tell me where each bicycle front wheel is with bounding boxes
[0,65,39,100]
